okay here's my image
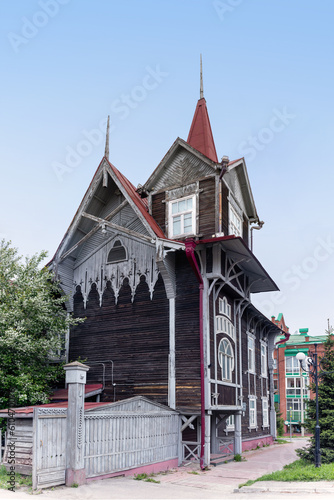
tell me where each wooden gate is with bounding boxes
[32,407,67,490]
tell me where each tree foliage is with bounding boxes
[297,329,334,464]
[0,240,83,409]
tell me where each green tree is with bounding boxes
[297,328,334,464]
[0,240,83,409]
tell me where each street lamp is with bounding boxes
[296,346,320,467]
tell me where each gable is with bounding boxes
[49,157,167,304]
[223,159,258,222]
[142,138,218,194]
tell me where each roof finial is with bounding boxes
[200,54,204,99]
[104,115,110,160]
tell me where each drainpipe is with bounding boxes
[250,221,264,252]
[185,239,206,470]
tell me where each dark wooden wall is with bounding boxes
[199,178,216,238]
[70,274,170,406]
[221,184,229,236]
[240,316,269,437]
[151,192,166,233]
[175,251,201,412]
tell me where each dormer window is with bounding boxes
[107,240,127,263]
[169,195,196,238]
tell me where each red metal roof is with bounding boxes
[50,383,103,400]
[0,401,109,415]
[187,98,218,163]
[106,159,166,239]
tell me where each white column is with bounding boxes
[204,414,211,465]
[64,361,89,486]
[210,414,219,454]
[234,411,242,455]
[269,366,277,439]
[168,298,176,409]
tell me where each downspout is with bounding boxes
[185,239,206,470]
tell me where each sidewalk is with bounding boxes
[155,437,312,492]
[1,438,334,498]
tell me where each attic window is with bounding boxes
[168,195,196,238]
[107,240,127,263]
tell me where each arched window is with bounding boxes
[218,338,234,382]
[107,240,126,263]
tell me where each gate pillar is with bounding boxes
[64,361,89,486]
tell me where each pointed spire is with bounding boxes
[104,115,110,160]
[200,54,204,99]
[187,64,218,163]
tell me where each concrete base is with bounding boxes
[65,467,86,486]
[86,458,179,482]
[242,435,274,452]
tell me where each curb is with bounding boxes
[236,481,334,494]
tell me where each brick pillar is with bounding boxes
[64,361,89,486]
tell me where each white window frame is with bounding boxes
[285,356,300,374]
[218,297,231,318]
[218,338,234,382]
[261,342,267,378]
[248,334,255,374]
[229,204,242,237]
[262,397,269,427]
[225,415,235,432]
[216,297,235,340]
[249,396,257,429]
[168,194,196,238]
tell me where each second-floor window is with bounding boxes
[229,204,242,237]
[169,195,196,237]
[261,343,267,377]
[218,338,234,382]
[216,297,235,340]
[248,335,255,373]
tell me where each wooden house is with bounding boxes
[49,81,283,466]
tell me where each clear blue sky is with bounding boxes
[1,0,333,335]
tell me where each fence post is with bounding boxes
[64,361,89,486]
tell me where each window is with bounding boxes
[169,195,196,237]
[249,397,257,428]
[229,204,242,237]
[218,297,231,318]
[225,415,235,431]
[286,398,303,422]
[216,297,235,340]
[285,356,300,374]
[261,343,267,377]
[262,398,269,427]
[107,240,126,263]
[218,338,234,382]
[248,335,255,373]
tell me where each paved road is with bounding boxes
[1,438,334,499]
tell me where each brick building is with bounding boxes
[272,314,328,434]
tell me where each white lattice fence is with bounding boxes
[84,411,179,478]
